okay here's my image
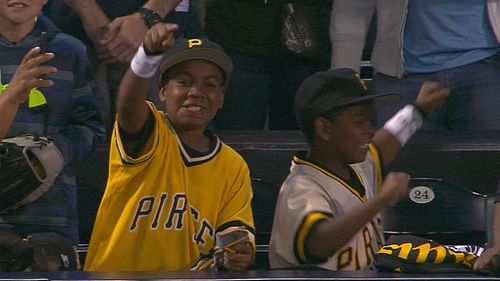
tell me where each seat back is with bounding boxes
[382,178,487,246]
[251,177,280,268]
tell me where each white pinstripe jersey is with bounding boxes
[269,144,385,271]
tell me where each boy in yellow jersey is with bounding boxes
[269,68,449,271]
[84,23,255,271]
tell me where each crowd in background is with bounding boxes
[0,0,498,274]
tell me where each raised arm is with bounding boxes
[0,48,56,139]
[373,81,450,166]
[306,171,410,260]
[117,23,178,135]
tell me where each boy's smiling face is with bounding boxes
[322,102,376,165]
[0,0,47,26]
[159,59,225,132]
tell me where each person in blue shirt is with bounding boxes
[330,0,500,130]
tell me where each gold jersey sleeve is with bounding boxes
[85,102,254,271]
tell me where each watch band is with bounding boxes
[138,7,162,28]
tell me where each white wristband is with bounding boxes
[383,104,424,146]
[130,44,164,78]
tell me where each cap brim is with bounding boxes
[158,48,233,83]
[335,93,402,109]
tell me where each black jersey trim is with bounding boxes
[216,220,255,235]
[116,103,160,166]
[171,126,223,167]
[118,110,155,161]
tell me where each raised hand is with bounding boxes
[378,172,411,206]
[3,47,56,105]
[414,81,450,116]
[143,23,179,55]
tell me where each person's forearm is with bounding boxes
[0,95,22,139]
[373,128,402,166]
[307,195,387,259]
[116,69,152,135]
[143,0,184,18]
[63,0,110,40]
[64,0,106,20]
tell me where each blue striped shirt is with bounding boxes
[0,15,105,244]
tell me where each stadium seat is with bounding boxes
[381,178,488,246]
[250,177,281,269]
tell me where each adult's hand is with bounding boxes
[97,13,148,64]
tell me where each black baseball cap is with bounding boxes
[158,38,233,85]
[294,68,400,130]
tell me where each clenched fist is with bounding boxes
[143,23,179,55]
[378,172,411,206]
[414,81,450,116]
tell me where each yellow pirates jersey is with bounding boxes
[84,102,254,271]
[269,144,385,271]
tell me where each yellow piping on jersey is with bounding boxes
[368,144,383,189]
[293,156,368,202]
[296,212,329,264]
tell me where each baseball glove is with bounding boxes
[0,135,64,214]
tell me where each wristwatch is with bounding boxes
[138,7,162,28]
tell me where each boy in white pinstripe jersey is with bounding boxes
[269,68,448,271]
